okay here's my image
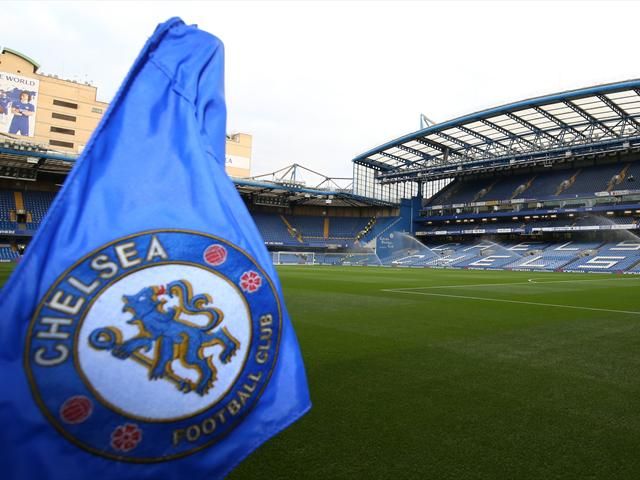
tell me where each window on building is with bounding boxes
[49,139,74,149]
[50,126,75,136]
[91,107,103,114]
[52,112,76,122]
[52,99,78,109]
[49,127,76,135]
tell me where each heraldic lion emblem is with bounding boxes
[89,279,240,396]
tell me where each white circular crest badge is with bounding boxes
[26,230,282,462]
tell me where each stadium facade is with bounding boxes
[0,47,253,176]
[0,48,107,154]
[0,49,638,274]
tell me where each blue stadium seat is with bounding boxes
[0,190,16,222]
[359,217,401,243]
[329,217,369,239]
[562,164,627,196]
[562,240,640,272]
[0,246,19,260]
[251,212,300,246]
[23,191,56,225]
[286,216,324,238]
[504,242,600,270]
[425,163,639,206]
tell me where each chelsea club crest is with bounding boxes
[25,230,282,462]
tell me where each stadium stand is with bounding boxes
[0,189,57,231]
[427,163,639,206]
[0,221,16,231]
[562,164,628,196]
[626,162,640,183]
[258,215,399,247]
[375,238,640,273]
[564,252,640,272]
[0,191,17,231]
[251,212,300,246]
[505,241,603,271]
[329,217,369,239]
[507,253,576,271]
[484,174,535,201]
[523,170,577,198]
[0,245,18,261]
[23,190,56,228]
[286,215,324,239]
[358,216,402,243]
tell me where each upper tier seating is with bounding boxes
[524,170,577,198]
[625,162,640,186]
[562,164,628,196]
[427,162,640,206]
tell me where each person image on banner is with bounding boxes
[0,90,10,127]
[0,90,9,114]
[9,90,35,135]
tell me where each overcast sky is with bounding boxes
[3,1,639,179]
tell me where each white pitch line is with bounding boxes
[384,276,640,292]
[380,290,640,316]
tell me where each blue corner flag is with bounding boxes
[0,18,310,479]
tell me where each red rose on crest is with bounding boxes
[111,423,142,452]
[240,271,262,293]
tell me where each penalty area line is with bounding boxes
[380,289,640,316]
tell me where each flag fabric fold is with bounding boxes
[0,17,310,480]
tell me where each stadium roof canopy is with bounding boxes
[236,164,395,207]
[234,178,394,207]
[0,139,393,207]
[353,79,640,183]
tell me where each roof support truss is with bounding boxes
[532,106,589,143]
[564,101,619,139]
[596,94,640,135]
[480,119,538,151]
[504,112,561,148]
[455,125,512,157]
[380,151,415,166]
[395,144,433,163]
[433,131,488,158]
[413,137,467,164]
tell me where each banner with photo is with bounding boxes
[0,71,39,137]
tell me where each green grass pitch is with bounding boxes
[2,264,640,478]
